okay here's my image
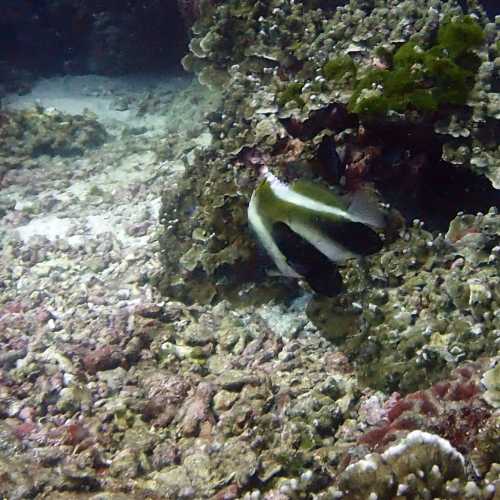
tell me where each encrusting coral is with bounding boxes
[161,2,498,344]
[307,208,500,393]
[482,360,500,409]
[161,0,498,303]
[179,0,499,183]
[0,106,108,174]
[158,3,499,495]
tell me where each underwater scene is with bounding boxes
[0,0,499,498]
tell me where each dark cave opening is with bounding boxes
[377,160,499,233]
[284,112,499,235]
[0,0,189,80]
[351,122,500,233]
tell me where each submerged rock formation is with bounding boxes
[160,0,499,306]
[157,3,499,494]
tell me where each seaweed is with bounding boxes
[348,16,485,118]
[278,82,305,108]
[437,15,485,59]
[322,55,357,82]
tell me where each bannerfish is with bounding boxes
[247,172,385,296]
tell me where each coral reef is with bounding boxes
[0,106,107,175]
[159,148,261,304]
[307,208,500,393]
[161,158,498,393]
[1,295,498,498]
[357,362,493,453]
[162,0,498,307]
[154,1,500,485]
[178,0,499,183]
[332,430,492,499]
[1,0,498,497]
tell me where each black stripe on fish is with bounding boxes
[318,219,383,256]
[271,222,343,297]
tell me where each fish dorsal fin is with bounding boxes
[347,189,385,228]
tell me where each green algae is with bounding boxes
[437,15,485,59]
[348,16,485,117]
[278,82,305,108]
[275,450,310,475]
[392,41,425,67]
[322,55,357,82]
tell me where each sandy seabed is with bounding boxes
[1,74,195,351]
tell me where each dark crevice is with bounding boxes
[377,162,499,232]
[357,122,499,232]
[305,118,499,233]
[0,0,189,77]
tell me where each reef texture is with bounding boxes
[155,3,500,495]
[308,208,500,393]
[162,175,500,386]
[181,0,499,187]
[1,294,498,498]
[0,0,498,498]
[160,1,499,376]
[161,0,499,303]
[0,106,108,174]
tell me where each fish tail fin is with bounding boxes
[348,189,386,228]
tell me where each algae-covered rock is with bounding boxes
[307,208,500,393]
[162,0,498,308]
[0,106,108,168]
[482,361,500,408]
[158,150,261,304]
[178,0,498,188]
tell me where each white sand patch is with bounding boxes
[149,198,162,218]
[15,215,74,243]
[1,71,216,345]
[15,198,161,248]
[85,213,130,243]
[3,73,192,132]
[2,73,214,260]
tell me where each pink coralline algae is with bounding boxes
[359,363,493,454]
[82,345,125,374]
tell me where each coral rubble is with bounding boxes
[1,297,498,498]
[0,0,498,498]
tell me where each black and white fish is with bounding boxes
[248,172,385,296]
